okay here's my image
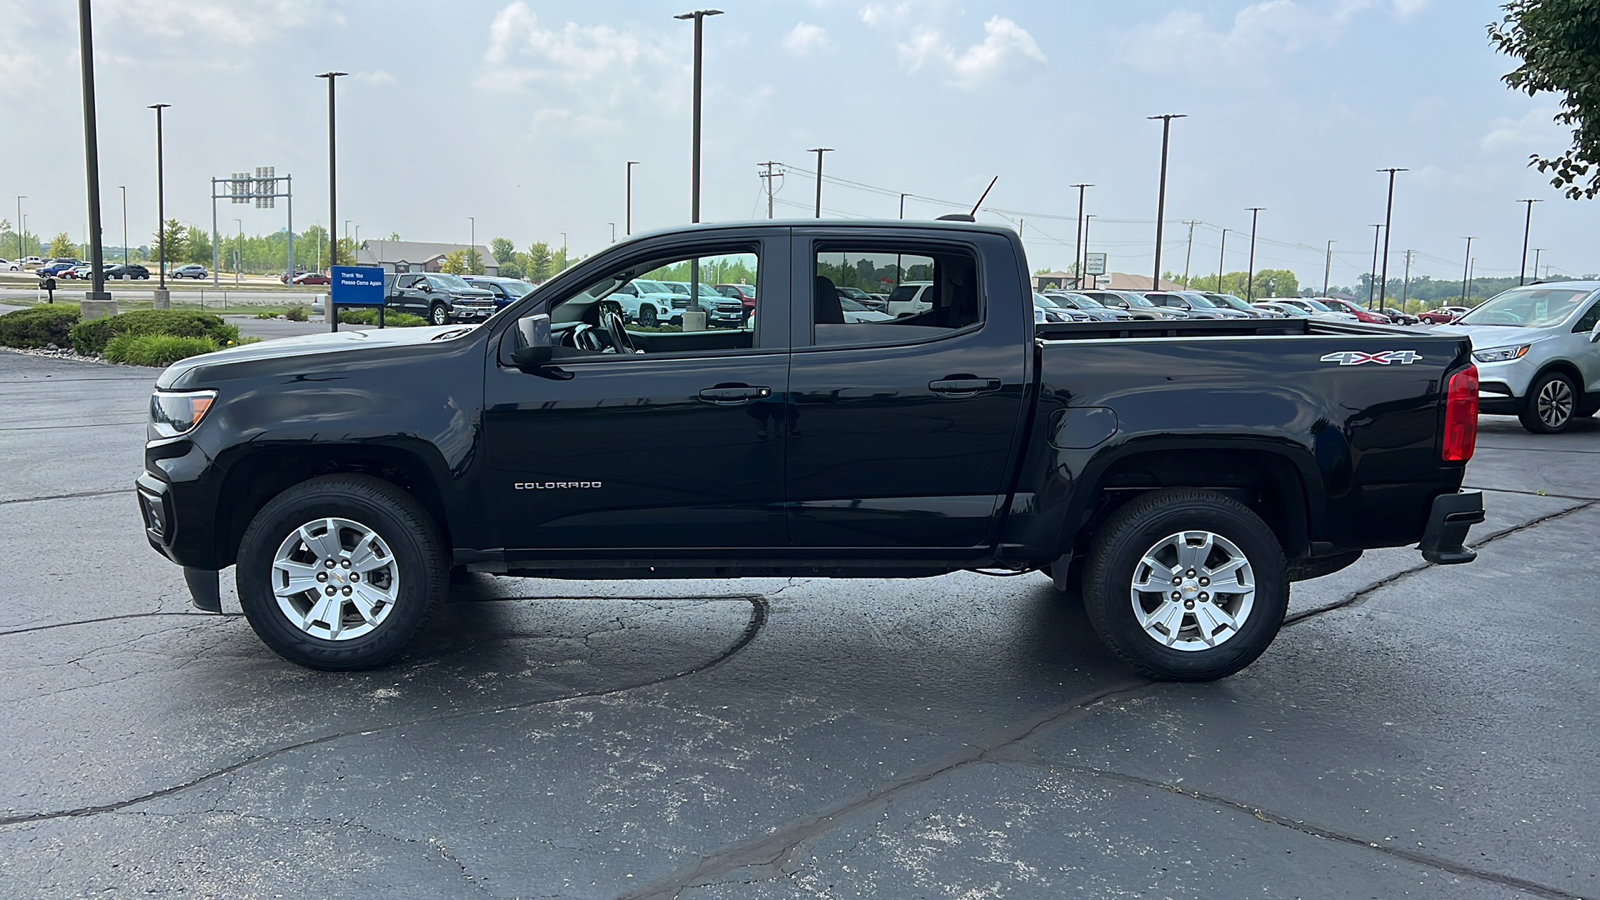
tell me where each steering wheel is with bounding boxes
[598,308,637,355]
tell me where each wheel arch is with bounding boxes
[1529,359,1586,399]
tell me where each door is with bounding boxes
[482,232,791,556]
[784,231,1031,551]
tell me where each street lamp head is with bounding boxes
[148,103,170,110]
[1147,113,1187,120]
[316,71,348,79]
[675,9,723,19]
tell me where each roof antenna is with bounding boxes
[936,176,996,223]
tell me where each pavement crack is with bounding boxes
[0,595,767,829]
[1463,484,1600,502]
[0,610,234,639]
[1285,498,1600,626]
[613,678,1151,900]
[0,488,127,506]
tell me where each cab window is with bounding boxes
[809,245,981,348]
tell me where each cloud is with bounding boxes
[1123,0,1432,74]
[867,11,1045,87]
[99,0,336,45]
[784,22,833,56]
[1482,106,1566,152]
[354,70,395,86]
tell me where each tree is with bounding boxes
[154,219,187,267]
[336,236,358,266]
[490,236,516,264]
[48,232,76,259]
[185,226,212,265]
[386,231,401,241]
[440,249,468,274]
[464,247,486,275]
[524,241,554,282]
[1490,1,1600,198]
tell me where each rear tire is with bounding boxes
[236,474,446,670]
[1082,489,1288,682]
[1519,371,1578,433]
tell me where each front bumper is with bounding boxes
[1418,490,1484,565]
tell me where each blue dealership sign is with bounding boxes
[331,266,386,307]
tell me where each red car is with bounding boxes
[292,271,331,285]
[1418,305,1471,325]
[1319,297,1392,324]
[714,282,756,311]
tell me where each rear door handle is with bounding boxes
[698,384,772,405]
[929,377,1001,396]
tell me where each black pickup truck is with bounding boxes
[137,220,1483,681]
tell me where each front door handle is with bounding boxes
[698,384,773,405]
[929,377,1001,396]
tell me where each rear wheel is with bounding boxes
[236,474,446,670]
[1519,371,1578,433]
[1082,489,1288,682]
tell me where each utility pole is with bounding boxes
[1375,167,1406,313]
[1083,215,1096,284]
[1533,247,1544,280]
[149,103,171,306]
[76,0,113,316]
[1460,236,1474,305]
[1401,249,1414,309]
[1245,207,1263,301]
[758,161,781,219]
[1216,228,1227,293]
[12,196,20,264]
[899,192,908,219]
[609,222,615,242]
[675,9,722,224]
[808,147,833,217]
[1323,239,1335,297]
[468,215,475,272]
[1182,219,1199,286]
[119,185,128,265]
[625,160,639,234]
[1467,256,1475,303]
[1070,183,1091,289]
[1367,224,1383,308]
[318,71,346,332]
[1147,114,1186,291]
[1518,198,1541,285]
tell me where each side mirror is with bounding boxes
[511,313,555,368]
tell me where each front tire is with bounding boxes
[429,303,450,326]
[1519,372,1579,433]
[236,474,446,670]
[1082,489,1288,682]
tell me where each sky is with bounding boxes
[0,0,1591,289]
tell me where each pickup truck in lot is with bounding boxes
[384,272,497,325]
[137,220,1484,682]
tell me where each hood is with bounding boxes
[1433,323,1550,350]
[156,324,479,388]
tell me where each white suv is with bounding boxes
[885,281,933,318]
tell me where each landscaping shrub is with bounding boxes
[70,309,237,356]
[0,306,82,349]
[338,308,428,327]
[103,334,220,367]
[284,305,308,322]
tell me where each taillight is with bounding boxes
[1442,365,1478,462]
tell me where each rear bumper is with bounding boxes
[1418,490,1484,565]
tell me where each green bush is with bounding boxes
[103,334,220,367]
[0,306,82,349]
[284,305,308,322]
[339,308,429,327]
[70,309,236,356]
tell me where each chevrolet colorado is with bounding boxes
[137,220,1483,681]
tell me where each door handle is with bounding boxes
[698,384,773,405]
[929,377,1001,396]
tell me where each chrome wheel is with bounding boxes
[1537,378,1574,430]
[271,517,400,641]
[1129,530,1256,651]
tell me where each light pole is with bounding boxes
[609,222,616,242]
[1216,228,1228,292]
[13,196,21,263]
[234,218,242,285]
[317,71,346,332]
[119,185,127,265]
[1323,239,1335,297]
[1245,207,1263,301]
[1147,113,1186,291]
[1517,198,1542,285]
[625,160,639,235]
[1083,214,1096,281]
[675,9,722,224]
[1533,247,1545,280]
[899,192,908,219]
[1071,183,1091,289]
[76,0,112,314]
[149,103,171,300]
[1460,236,1474,305]
[1375,167,1406,313]
[468,215,475,273]
[1367,223,1383,307]
[808,147,833,217]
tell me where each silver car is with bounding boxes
[1437,282,1600,433]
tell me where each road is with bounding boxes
[0,347,1595,899]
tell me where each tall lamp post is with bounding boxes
[119,185,128,265]
[1375,167,1407,313]
[1460,236,1474,305]
[468,215,475,272]
[625,160,639,235]
[317,71,346,332]
[1367,223,1383,307]
[1070,183,1091,289]
[808,147,833,217]
[76,0,113,316]
[1517,198,1542,285]
[1216,228,1228,293]
[1147,113,1186,291]
[15,196,24,264]
[1245,207,1264,301]
[234,218,242,285]
[1322,239,1335,297]
[149,103,171,303]
[675,9,721,224]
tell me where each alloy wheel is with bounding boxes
[1129,530,1256,651]
[271,517,400,641]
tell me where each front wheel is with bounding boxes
[1519,371,1578,433]
[236,474,446,670]
[429,303,450,326]
[1082,489,1288,682]
[637,305,659,327]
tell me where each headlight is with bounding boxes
[1472,345,1530,363]
[150,390,217,438]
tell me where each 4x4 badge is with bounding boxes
[1320,350,1422,366]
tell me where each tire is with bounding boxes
[637,305,659,327]
[429,303,450,326]
[236,474,446,670]
[1519,371,1579,434]
[1081,489,1288,682]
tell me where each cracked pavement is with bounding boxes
[1,348,1596,899]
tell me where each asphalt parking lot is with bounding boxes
[1,347,1596,900]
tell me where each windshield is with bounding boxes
[633,280,670,294]
[1061,292,1104,307]
[1266,303,1311,317]
[1033,293,1061,308]
[1209,294,1253,312]
[502,280,535,297]
[840,297,867,311]
[1300,298,1335,312]
[1116,292,1156,308]
[1179,293,1218,308]
[1456,286,1593,327]
[430,273,472,291]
